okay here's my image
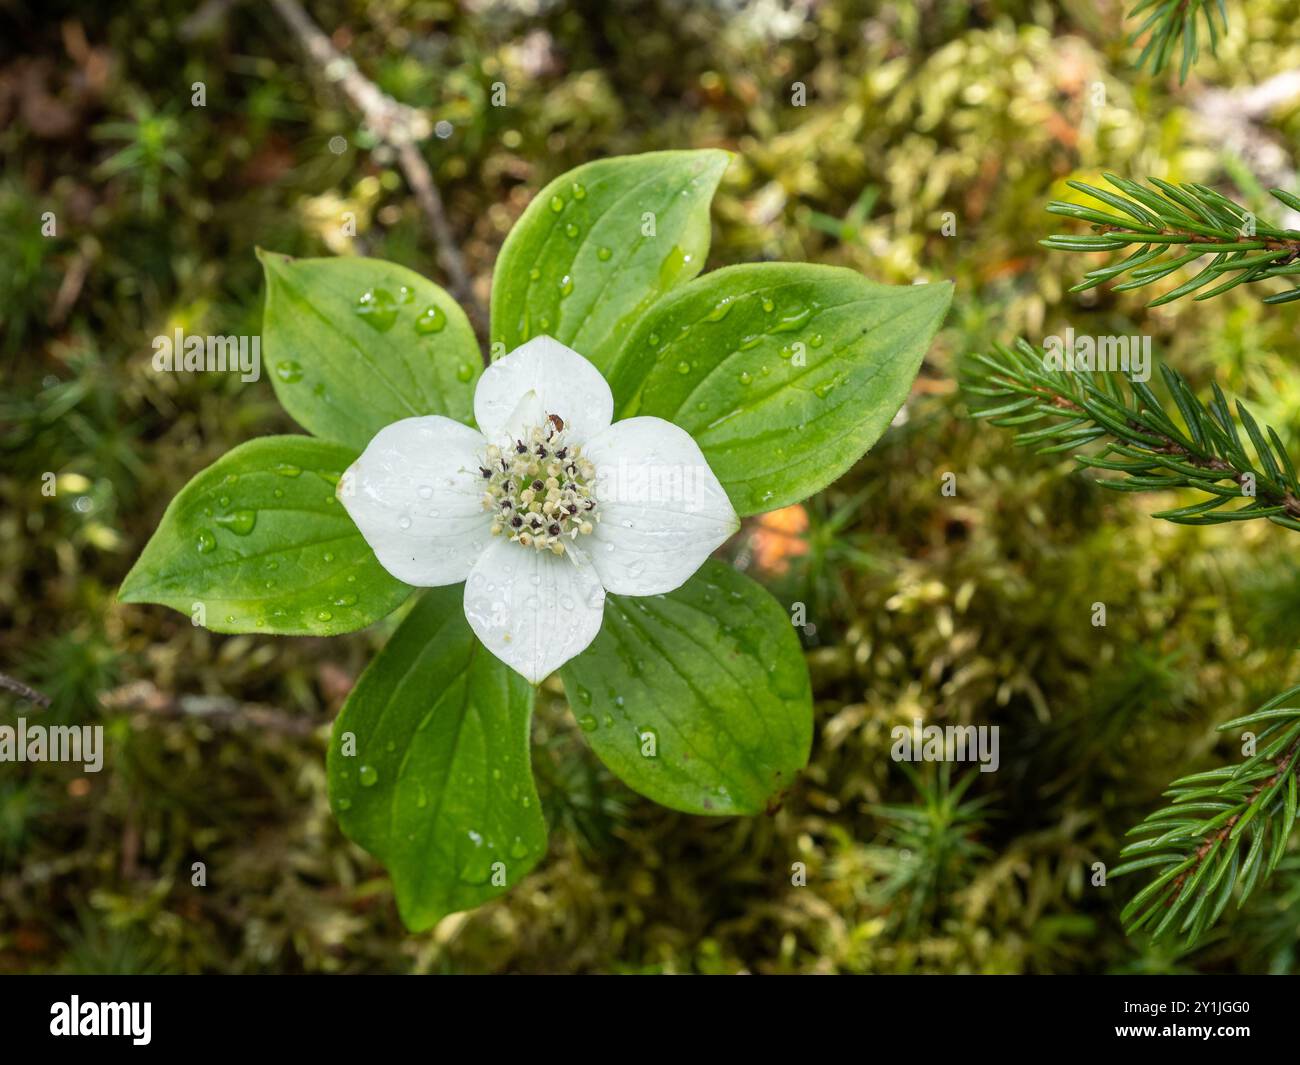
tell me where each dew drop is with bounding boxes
[334,592,358,606]
[358,765,379,787]
[564,222,579,238]
[356,287,398,332]
[571,182,587,200]
[414,304,447,334]
[559,274,574,297]
[597,246,612,261]
[676,360,692,375]
[275,463,302,477]
[739,371,753,385]
[275,361,303,383]
[195,529,217,553]
[578,714,598,732]
[549,195,564,213]
[215,509,256,536]
[456,362,474,382]
[771,306,813,333]
[704,298,734,322]
[317,609,334,622]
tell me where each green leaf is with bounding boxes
[119,436,410,635]
[489,149,730,373]
[258,250,480,450]
[559,560,812,815]
[607,263,952,515]
[327,587,546,931]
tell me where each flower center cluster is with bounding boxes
[479,417,599,555]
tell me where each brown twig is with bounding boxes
[267,0,487,350]
[0,671,52,709]
[100,680,322,737]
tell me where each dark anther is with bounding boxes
[479,466,491,478]
[548,523,561,536]
[515,441,527,454]
[531,479,544,491]
[556,448,568,459]
[511,516,523,528]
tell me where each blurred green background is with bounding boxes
[3,0,1300,973]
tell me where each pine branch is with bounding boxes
[1110,685,1300,948]
[965,339,1300,532]
[1043,175,1300,306]
[1127,0,1228,82]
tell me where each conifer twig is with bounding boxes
[1043,175,1300,306]
[1127,0,1227,82]
[965,339,1300,532]
[1110,685,1300,947]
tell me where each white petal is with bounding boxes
[582,416,740,596]
[474,335,613,446]
[340,415,492,586]
[463,538,606,683]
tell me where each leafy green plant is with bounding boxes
[119,150,952,929]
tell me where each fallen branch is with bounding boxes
[267,0,487,348]
[100,680,323,737]
[0,671,52,708]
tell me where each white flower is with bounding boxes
[339,336,740,683]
